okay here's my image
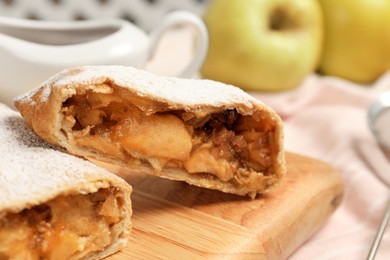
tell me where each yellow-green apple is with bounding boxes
[200,0,323,91]
[318,0,390,83]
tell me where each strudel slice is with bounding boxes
[0,104,132,260]
[15,66,285,198]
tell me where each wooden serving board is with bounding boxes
[103,153,344,259]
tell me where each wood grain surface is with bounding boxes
[101,153,344,259]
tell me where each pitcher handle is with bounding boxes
[148,11,208,78]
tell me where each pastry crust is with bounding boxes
[0,104,132,260]
[14,65,285,198]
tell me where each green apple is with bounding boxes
[318,0,390,83]
[200,0,323,91]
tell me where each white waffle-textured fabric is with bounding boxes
[0,0,209,31]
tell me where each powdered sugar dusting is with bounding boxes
[0,104,120,213]
[15,66,262,109]
[15,69,73,104]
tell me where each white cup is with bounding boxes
[0,11,208,107]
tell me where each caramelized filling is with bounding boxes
[0,188,124,260]
[61,85,276,188]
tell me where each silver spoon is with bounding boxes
[367,90,390,260]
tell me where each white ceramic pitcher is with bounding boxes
[0,11,208,106]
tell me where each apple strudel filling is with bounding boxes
[0,188,125,260]
[61,85,277,190]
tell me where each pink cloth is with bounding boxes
[251,73,390,260]
[147,29,390,259]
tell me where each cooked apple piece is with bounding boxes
[184,144,234,181]
[118,111,192,161]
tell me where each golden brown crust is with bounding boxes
[0,104,132,259]
[14,65,285,197]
